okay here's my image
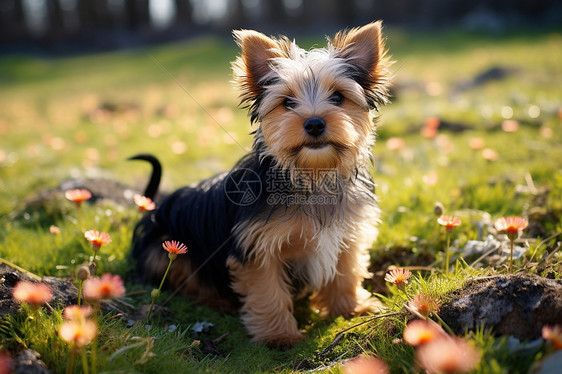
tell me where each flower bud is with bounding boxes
[76,265,90,281]
[434,202,444,217]
[151,289,161,300]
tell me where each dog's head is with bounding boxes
[232,21,390,178]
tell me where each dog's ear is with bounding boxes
[233,30,280,95]
[332,21,390,108]
[332,21,385,75]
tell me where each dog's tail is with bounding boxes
[128,154,162,200]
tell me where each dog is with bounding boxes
[132,21,391,347]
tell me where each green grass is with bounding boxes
[1,26,561,373]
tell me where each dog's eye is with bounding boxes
[283,97,297,110]
[328,92,344,106]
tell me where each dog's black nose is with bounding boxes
[304,117,326,137]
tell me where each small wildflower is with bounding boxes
[64,189,92,207]
[501,119,519,132]
[59,319,97,348]
[134,194,156,212]
[468,137,484,150]
[84,230,112,251]
[63,305,93,321]
[408,293,441,317]
[494,216,528,241]
[437,215,462,232]
[12,281,53,308]
[162,240,188,255]
[49,225,61,235]
[83,273,125,301]
[542,325,562,350]
[384,268,412,285]
[386,137,405,151]
[416,336,480,373]
[162,240,188,261]
[342,355,389,374]
[494,216,528,273]
[403,320,445,346]
[482,148,498,161]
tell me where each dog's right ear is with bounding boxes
[232,30,281,107]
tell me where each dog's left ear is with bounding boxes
[332,21,390,107]
[332,21,385,75]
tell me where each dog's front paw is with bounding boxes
[352,296,384,316]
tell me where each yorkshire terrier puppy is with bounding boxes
[132,21,391,347]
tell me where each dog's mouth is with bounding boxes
[304,143,330,150]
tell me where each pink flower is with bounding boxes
[12,281,53,308]
[162,240,188,255]
[84,230,112,251]
[49,225,61,235]
[542,325,562,350]
[437,215,462,232]
[416,336,480,373]
[384,268,412,285]
[63,305,93,321]
[64,189,92,207]
[342,355,389,374]
[59,319,97,347]
[134,194,156,212]
[494,216,528,241]
[407,293,441,317]
[386,137,405,151]
[83,273,125,300]
[403,320,445,346]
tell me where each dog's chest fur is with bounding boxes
[233,171,379,289]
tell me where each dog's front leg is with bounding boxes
[227,256,304,347]
[310,240,382,317]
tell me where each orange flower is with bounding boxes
[386,137,405,151]
[542,325,562,350]
[437,215,462,232]
[134,194,156,212]
[416,336,480,373]
[59,319,97,347]
[83,273,125,300]
[407,293,441,317]
[12,281,53,308]
[494,216,528,241]
[84,230,112,251]
[63,305,93,321]
[384,268,412,285]
[342,355,389,374]
[482,148,498,161]
[64,189,92,207]
[49,225,61,235]
[162,240,188,255]
[403,320,445,346]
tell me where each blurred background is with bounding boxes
[1,0,562,54]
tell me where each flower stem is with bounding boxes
[145,257,173,323]
[78,280,83,306]
[509,240,514,273]
[91,337,97,374]
[81,347,89,374]
[66,350,76,374]
[445,232,451,275]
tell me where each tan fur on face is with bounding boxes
[232,22,390,178]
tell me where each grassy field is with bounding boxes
[0,26,561,373]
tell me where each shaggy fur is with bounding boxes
[132,21,391,347]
